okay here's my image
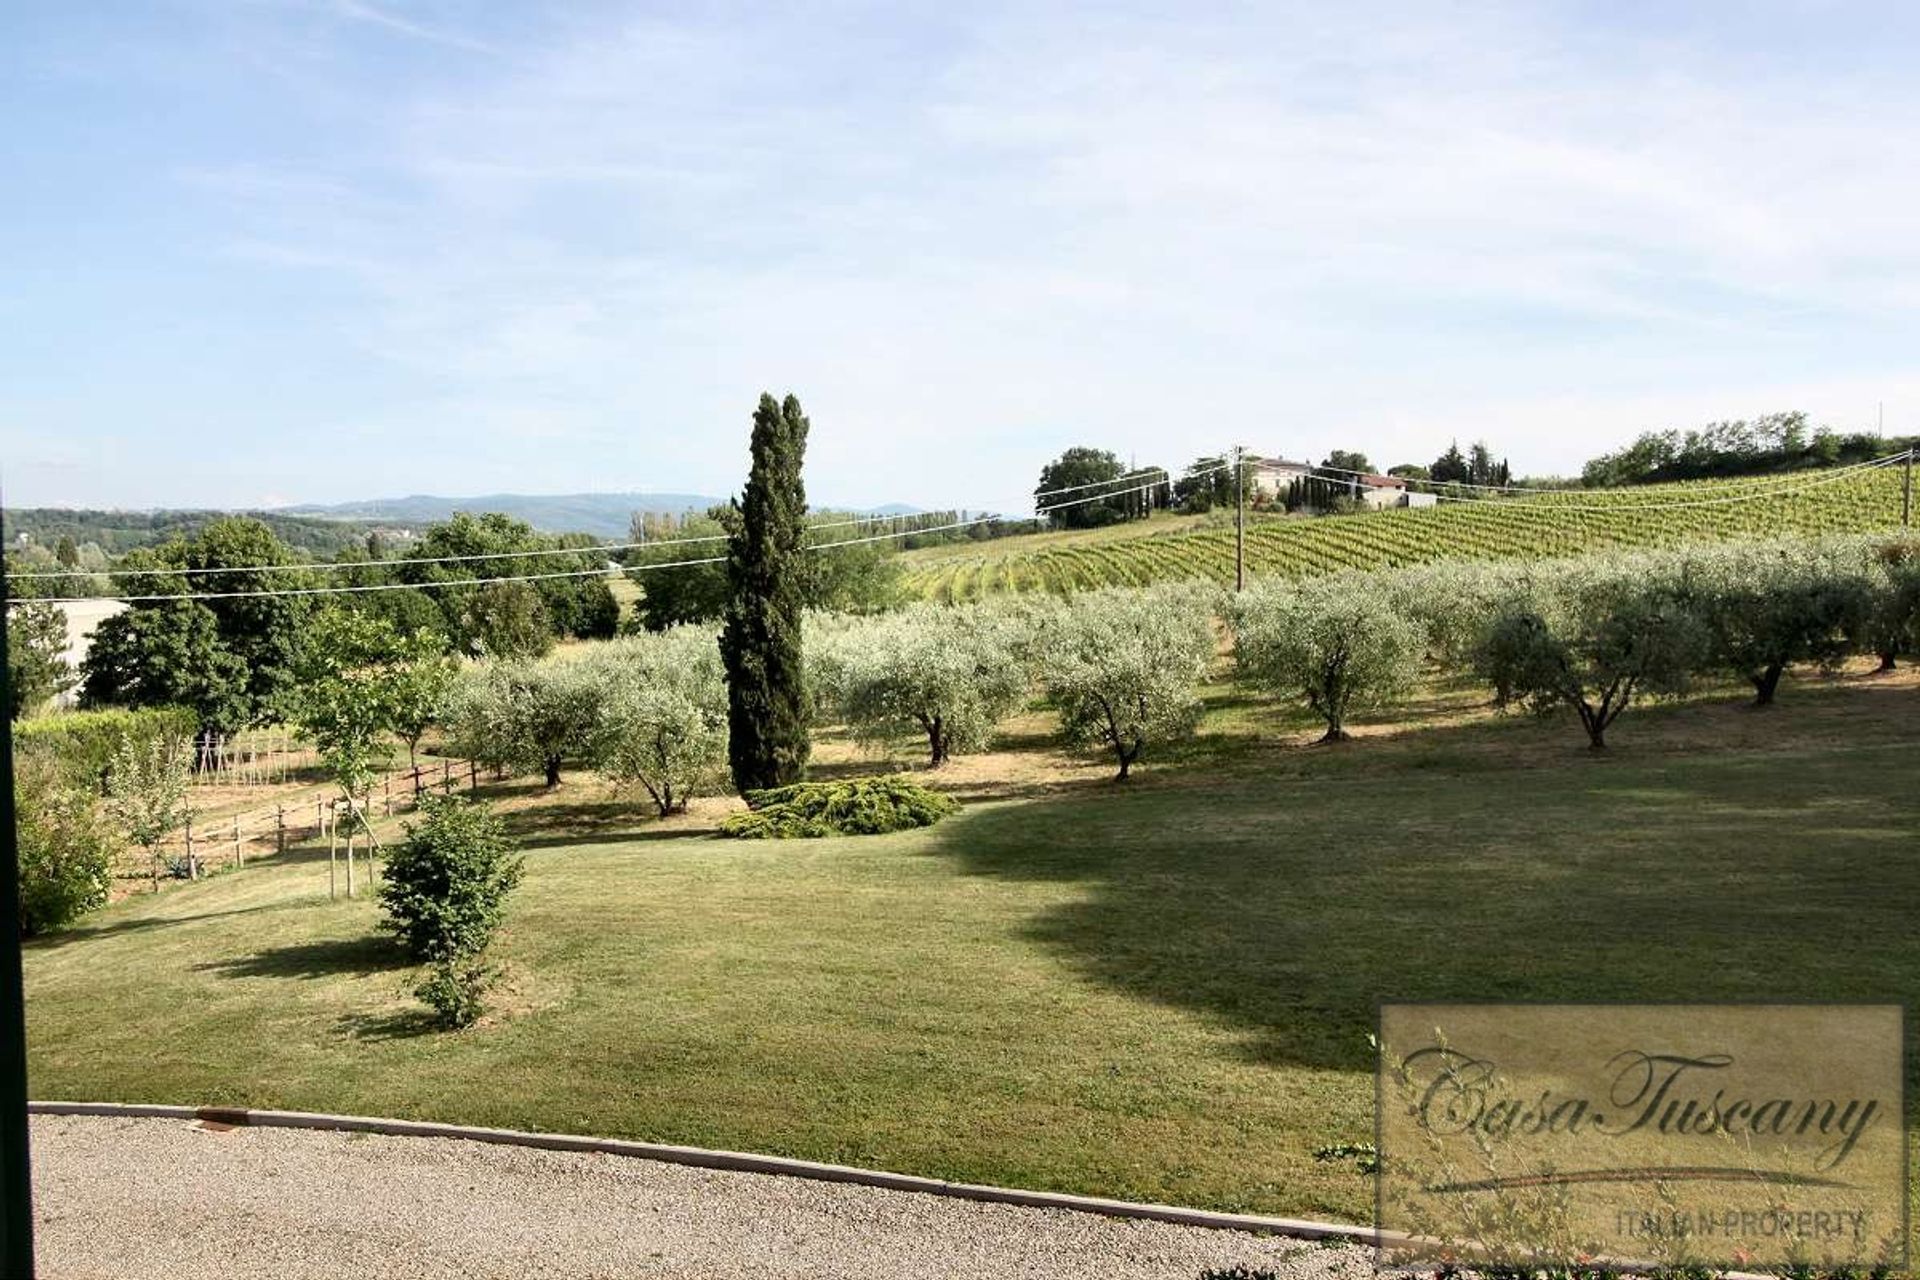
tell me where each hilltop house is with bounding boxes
[1249,457,1313,500]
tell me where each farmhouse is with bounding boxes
[1250,457,1312,499]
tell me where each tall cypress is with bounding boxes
[720,392,812,793]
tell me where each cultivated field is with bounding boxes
[24,661,1920,1226]
[903,466,1911,599]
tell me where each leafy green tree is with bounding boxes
[1474,566,1704,750]
[588,630,728,815]
[1034,447,1127,529]
[379,795,524,963]
[1430,442,1469,484]
[16,757,117,935]
[378,795,524,1028]
[721,393,813,792]
[402,512,615,648]
[387,632,460,768]
[1040,584,1216,780]
[1234,578,1423,742]
[461,659,605,788]
[53,536,79,568]
[80,601,251,733]
[285,609,402,810]
[173,517,315,719]
[1862,539,1920,671]
[104,729,194,889]
[1321,449,1372,475]
[457,580,554,660]
[631,506,902,633]
[7,599,73,718]
[827,603,1031,766]
[1679,543,1870,705]
[629,510,733,631]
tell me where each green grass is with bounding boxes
[902,467,1911,599]
[23,671,1920,1225]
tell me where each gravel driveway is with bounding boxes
[30,1114,1377,1280]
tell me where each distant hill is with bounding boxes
[281,492,726,539]
[2,508,397,559]
[900,466,1911,600]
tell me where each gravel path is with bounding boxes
[30,1114,1377,1280]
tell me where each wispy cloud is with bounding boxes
[327,0,501,56]
[6,2,1918,507]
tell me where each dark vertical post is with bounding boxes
[0,542,39,1276]
[1903,447,1913,529]
[1233,445,1246,592]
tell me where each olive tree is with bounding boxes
[1039,584,1215,780]
[1474,562,1704,750]
[828,603,1031,766]
[1233,576,1423,742]
[1858,537,1920,671]
[1678,541,1871,705]
[455,658,605,788]
[587,629,728,816]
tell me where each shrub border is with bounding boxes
[29,1099,1375,1243]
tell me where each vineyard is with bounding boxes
[901,466,1913,600]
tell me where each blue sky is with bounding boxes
[3,1,1918,516]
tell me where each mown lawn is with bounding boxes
[22,671,1920,1224]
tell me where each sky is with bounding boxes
[3,1,1918,518]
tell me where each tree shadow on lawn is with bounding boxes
[334,1006,439,1042]
[25,899,318,952]
[928,695,1920,1079]
[196,934,409,981]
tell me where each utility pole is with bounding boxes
[0,539,37,1278]
[1233,444,1246,592]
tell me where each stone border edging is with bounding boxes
[29,1099,1381,1245]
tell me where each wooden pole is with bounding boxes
[1903,447,1913,529]
[185,818,197,881]
[232,816,242,869]
[1233,444,1246,592]
[0,543,39,1280]
[276,805,286,856]
[442,759,451,793]
[469,760,478,792]
[345,820,356,900]
[328,808,338,900]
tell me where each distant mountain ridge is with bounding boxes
[281,492,923,538]
[281,492,725,538]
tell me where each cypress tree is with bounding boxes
[720,393,812,793]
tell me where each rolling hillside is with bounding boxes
[901,464,1913,600]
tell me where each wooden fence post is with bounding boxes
[184,818,197,881]
[276,805,286,856]
[469,760,477,792]
[441,759,452,794]
[383,777,392,817]
[412,767,423,802]
[232,816,242,869]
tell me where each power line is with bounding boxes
[19,510,1010,605]
[8,462,1157,584]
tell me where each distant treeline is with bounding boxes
[1580,412,1917,488]
[4,508,400,560]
